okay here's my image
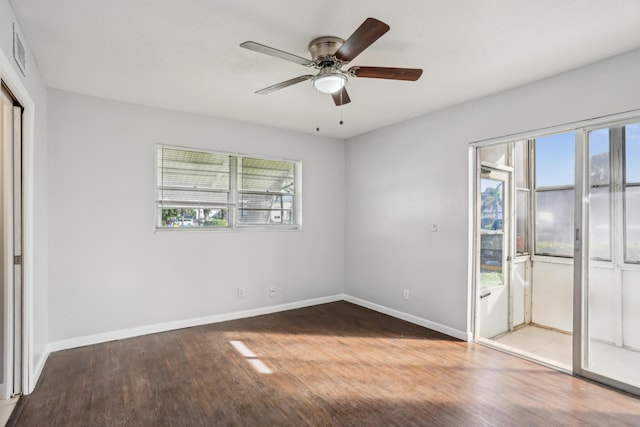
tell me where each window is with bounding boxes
[516,190,529,255]
[514,141,530,255]
[156,146,300,229]
[588,128,611,261]
[480,176,505,287]
[534,132,575,257]
[479,144,509,166]
[625,123,640,262]
[514,140,529,188]
[586,123,640,263]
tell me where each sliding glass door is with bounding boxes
[473,115,640,395]
[581,122,640,393]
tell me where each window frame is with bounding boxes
[237,156,299,227]
[514,139,531,257]
[155,144,302,231]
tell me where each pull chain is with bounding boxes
[315,88,320,132]
[339,88,344,125]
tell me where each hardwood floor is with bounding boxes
[10,302,640,426]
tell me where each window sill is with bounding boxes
[154,225,302,233]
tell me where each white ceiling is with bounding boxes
[10,0,640,139]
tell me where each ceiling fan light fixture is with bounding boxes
[313,73,347,94]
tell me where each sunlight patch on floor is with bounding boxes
[230,340,273,374]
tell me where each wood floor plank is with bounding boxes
[10,302,640,426]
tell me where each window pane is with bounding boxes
[535,189,574,256]
[157,147,230,189]
[480,176,504,287]
[240,157,295,193]
[239,194,293,225]
[589,128,610,186]
[240,194,293,209]
[161,208,229,228]
[516,190,528,255]
[589,186,610,261]
[514,141,528,188]
[239,157,297,225]
[626,123,640,261]
[480,234,502,287]
[479,144,508,166]
[625,186,640,263]
[156,147,231,211]
[535,132,575,188]
[156,188,229,205]
[627,123,640,184]
[239,209,293,225]
[238,193,293,224]
[481,178,503,230]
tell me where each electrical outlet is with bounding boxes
[237,288,245,299]
[269,287,276,297]
[403,289,410,300]
[430,221,438,232]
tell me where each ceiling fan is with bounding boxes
[240,18,423,106]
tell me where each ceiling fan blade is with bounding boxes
[240,41,314,67]
[349,66,423,81]
[334,18,390,63]
[331,87,351,106]
[255,75,314,95]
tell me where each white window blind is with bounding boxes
[238,157,296,225]
[156,147,233,207]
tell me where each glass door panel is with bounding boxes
[583,124,640,392]
[478,168,510,339]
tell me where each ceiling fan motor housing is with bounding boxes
[308,36,345,67]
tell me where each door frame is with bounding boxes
[472,149,515,342]
[0,48,35,396]
[1,82,23,399]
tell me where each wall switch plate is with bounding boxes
[237,288,245,298]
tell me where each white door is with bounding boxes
[477,167,511,339]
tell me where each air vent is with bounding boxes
[13,23,26,75]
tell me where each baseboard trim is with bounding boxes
[344,295,471,341]
[48,294,345,353]
[47,293,471,353]
[29,350,50,394]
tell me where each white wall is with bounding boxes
[531,261,573,333]
[345,48,640,338]
[512,260,529,327]
[1,0,49,392]
[47,90,345,343]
